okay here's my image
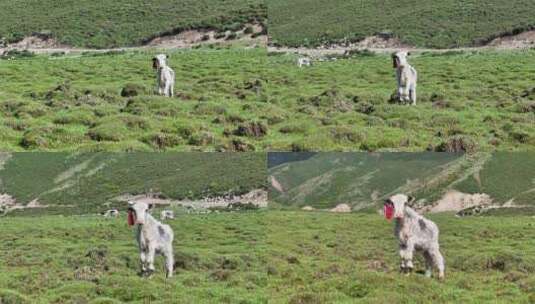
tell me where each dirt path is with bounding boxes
[268,44,534,57]
[4,30,534,56]
[268,31,535,57]
[424,190,493,213]
[0,24,266,55]
[115,189,268,209]
[270,176,285,193]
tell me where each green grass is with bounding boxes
[2,211,533,303]
[0,212,268,303]
[266,211,535,303]
[269,152,535,209]
[0,152,266,215]
[1,48,535,152]
[0,47,272,152]
[263,50,535,152]
[0,0,266,48]
[268,0,535,48]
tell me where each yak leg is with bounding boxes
[163,246,174,278]
[423,251,433,278]
[399,242,414,274]
[410,85,416,105]
[430,247,445,280]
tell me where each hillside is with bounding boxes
[267,152,316,168]
[0,152,266,215]
[268,152,535,211]
[268,0,535,48]
[0,0,266,48]
[269,153,461,209]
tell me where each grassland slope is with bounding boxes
[268,0,535,48]
[269,152,535,209]
[2,49,535,152]
[0,0,266,48]
[0,152,266,215]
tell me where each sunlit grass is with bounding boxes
[0,212,268,303]
[1,48,534,151]
[266,211,535,303]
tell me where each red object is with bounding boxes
[384,204,394,220]
[127,210,135,226]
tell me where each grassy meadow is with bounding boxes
[1,48,535,152]
[0,212,268,304]
[2,211,533,303]
[266,211,535,303]
[268,0,535,48]
[264,50,535,152]
[0,0,266,48]
[0,47,271,152]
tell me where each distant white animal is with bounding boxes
[160,210,175,220]
[103,209,119,217]
[392,51,417,105]
[318,56,337,62]
[329,203,351,213]
[384,194,445,279]
[297,57,312,67]
[127,201,174,278]
[152,54,175,97]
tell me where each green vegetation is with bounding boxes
[3,211,533,303]
[0,152,266,215]
[0,48,272,152]
[269,152,535,209]
[1,49,535,152]
[269,152,461,208]
[263,50,535,152]
[268,0,535,48]
[453,152,535,205]
[269,153,466,208]
[0,212,268,303]
[266,211,535,303]
[0,0,266,48]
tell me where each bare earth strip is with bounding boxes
[114,189,268,210]
[0,24,266,55]
[268,31,535,57]
[3,30,533,56]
